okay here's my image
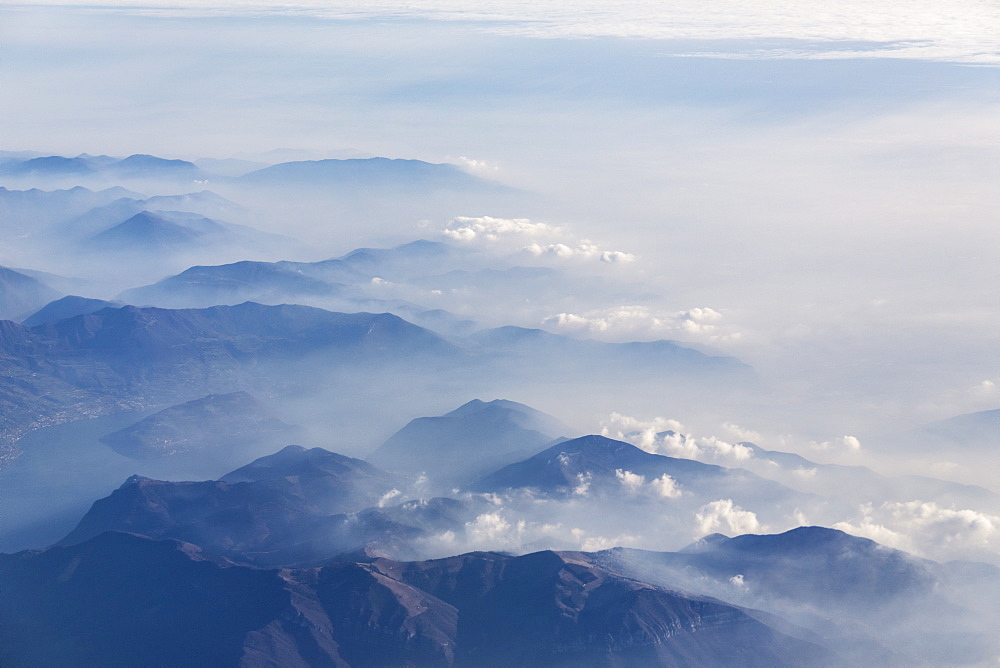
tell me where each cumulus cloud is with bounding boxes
[809,435,863,453]
[696,499,763,536]
[575,531,641,552]
[602,413,754,464]
[615,469,645,494]
[443,215,558,242]
[377,488,403,507]
[842,435,862,451]
[442,216,634,263]
[650,473,683,499]
[722,423,763,443]
[543,305,739,342]
[834,500,1000,562]
[465,512,525,549]
[455,155,499,174]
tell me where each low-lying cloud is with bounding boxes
[441,215,635,264]
[543,305,739,342]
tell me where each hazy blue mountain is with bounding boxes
[119,258,350,308]
[86,210,217,249]
[473,434,799,502]
[0,303,459,463]
[369,398,575,488]
[0,265,60,321]
[84,210,291,258]
[118,239,464,309]
[714,437,1000,510]
[1,531,836,667]
[0,186,141,237]
[239,157,506,192]
[53,190,243,241]
[917,408,999,451]
[600,526,998,665]
[104,154,204,180]
[20,295,122,327]
[469,325,754,379]
[0,153,206,184]
[677,526,936,608]
[1,155,96,177]
[100,391,299,460]
[59,445,406,564]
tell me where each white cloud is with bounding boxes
[442,216,634,263]
[695,499,762,536]
[455,155,499,174]
[834,500,1000,562]
[60,1,1000,65]
[577,532,641,552]
[602,413,753,464]
[443,215,558,242]
[808,435,864,453]
[600,250,636,263]
[543,305,740,343]
[721,422,762,443]
[614,468,645,494]
[377,488,402,507]
[650,473,683,499]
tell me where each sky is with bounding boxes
[0,1,997,468]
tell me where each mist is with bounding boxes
[0,2,997,665]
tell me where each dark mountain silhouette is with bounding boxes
[370,398,575,488]
[1,531,836,667]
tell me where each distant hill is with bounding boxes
[0,303,459,463]
[472,434,811,513]
[84,210,291,257]
[21,295,122,327]
[238,157,507,192]
[918,409,1000,451]
[118,239,460,308]
[0,186,140,237]
[58,445,407,564]
[369,398,575,488]
[0,153,207,184]
[0,265,60,321]
[100,391,299,460]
